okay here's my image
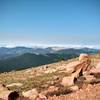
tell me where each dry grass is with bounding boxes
[0,54,99,95]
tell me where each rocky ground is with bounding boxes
[48,83,100,100]
[0,53,100,100]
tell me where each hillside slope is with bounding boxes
[0,53,100,100]
[0,53,78,72]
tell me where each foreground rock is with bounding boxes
[61,53,92,87]
[64,54,91,74]
[0,84,12,100]
[48,83,100,100]
[37,85,72,99]
[61,66,84,87]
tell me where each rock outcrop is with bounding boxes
[61,54,92,87]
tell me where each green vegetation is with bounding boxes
[0,53,78,72]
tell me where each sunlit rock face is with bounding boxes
[79,54,90,62]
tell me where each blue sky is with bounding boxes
[0,0,100,47]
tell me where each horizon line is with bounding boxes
[0,43,100,49]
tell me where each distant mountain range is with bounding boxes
[0,46,100,72]
[0,46,100,59]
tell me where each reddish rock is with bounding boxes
[61,76,74,87]
[90,67,100,74]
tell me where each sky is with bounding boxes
[0,0,100,47]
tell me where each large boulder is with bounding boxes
[22,88,38,100]
[61,67,83,87]
[76,54,91,74]
[61,54,92,87]
[65,54,91,75]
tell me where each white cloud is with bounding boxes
[0,42,100,49]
